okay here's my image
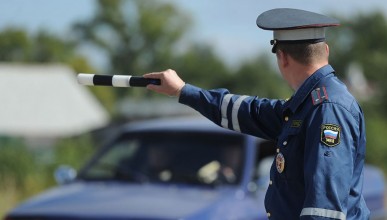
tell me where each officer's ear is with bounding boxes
[325,43,330,56]
[276,49,289,68]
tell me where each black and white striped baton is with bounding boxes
[77,73,161,87]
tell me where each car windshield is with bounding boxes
[79,131,245,186]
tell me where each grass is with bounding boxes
[0,179,19,217]
[0,135,94,218]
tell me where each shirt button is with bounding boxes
[276,148,280,153]
[267,212,271,217]
[283,141,288,146]
[284,116,289,121]
[269,180,273,185]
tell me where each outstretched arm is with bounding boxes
[144,69,285,140]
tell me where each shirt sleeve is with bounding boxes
[300,102,359,220]
[178,84,285,140]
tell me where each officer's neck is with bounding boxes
[286,60,328,91]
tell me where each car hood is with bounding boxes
[8,181,234,219]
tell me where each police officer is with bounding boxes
[144,8,370,220]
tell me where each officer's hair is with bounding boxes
[276,42,327,65]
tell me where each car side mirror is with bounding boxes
[54,165,77,185]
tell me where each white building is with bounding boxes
[0,63,109,139]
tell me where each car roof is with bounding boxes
[120,116,244,135]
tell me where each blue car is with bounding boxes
[5,117,386,220]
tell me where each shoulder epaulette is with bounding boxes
[311,87,328,105]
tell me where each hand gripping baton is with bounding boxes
[77,73,161,87]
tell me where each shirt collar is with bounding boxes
[284,64,334,114]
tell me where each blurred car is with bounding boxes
[5,117,386,220]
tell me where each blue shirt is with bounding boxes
[179,65,370,219]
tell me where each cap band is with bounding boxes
[270,38,325,53]
[273,28,325,41]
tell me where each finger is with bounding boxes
[143,72,162,78]
[146,84,159,91]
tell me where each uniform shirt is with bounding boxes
[178,65,370,220]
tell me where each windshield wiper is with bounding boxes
[170,171,217,187]
[80,162,147,183]
[114,163,153,183]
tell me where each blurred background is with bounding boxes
[0,0,387,217]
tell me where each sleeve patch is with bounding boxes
[321,124,341,147]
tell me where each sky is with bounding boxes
[1,0,387,68]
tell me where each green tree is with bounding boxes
[231,55,291,98]
[0,28,92,73]
[73,0,192,99]
[328,11,387,171]
[0,29,31,62]
[329,11,387,110]
[172,44,233,89]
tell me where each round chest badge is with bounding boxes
[276,153,285,173]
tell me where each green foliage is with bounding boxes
[328,11,387,174]
[172,44,233,89]
[0,28,85,65]
[364,116,387,172]
[231,55,292,98]
[0,138,35,189]
[329,11,387,109]
[0,29,31,61]
[53,135,95,170]
[0,135,95,217]
[73,0,191,100]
